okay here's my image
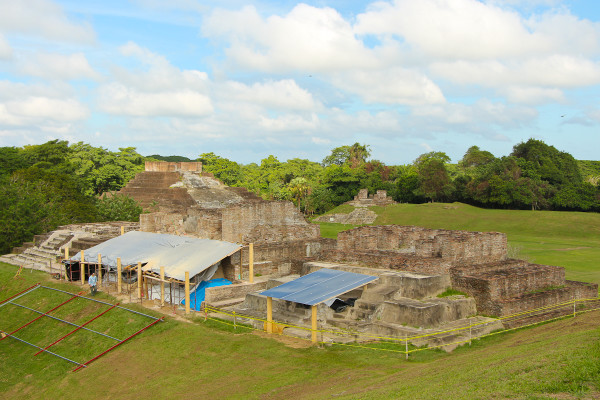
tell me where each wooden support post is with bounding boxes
[311,305,318,344]
[160,266,165,307]
[144,276,149,300]
[137,262,142,300]
[266,296,273,334]
[80,250,85,285]
[249,243,254,284]
[63,247,69,280]
[238,248,243,280]
[117,258,122,294]
[121,226,125,235]
[97,253,102,289]
[185,271,190,315]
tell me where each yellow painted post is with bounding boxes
[137,262,142,300]
[80,250,85,285]
[266,296,273,334]
[97,253,102,289]
[249,243,254,284]
[121,226,125,235]
[238,248,243,280]
[185,271,190,315]
[63,247,69,280]
[160,266,165,307]
[117,257,122,294]
[311,305,318,344]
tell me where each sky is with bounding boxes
[1,0,600,165]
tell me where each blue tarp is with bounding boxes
[181,278,232,311]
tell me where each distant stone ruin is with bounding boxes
[348,189,396,207]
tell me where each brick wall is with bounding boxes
[144,161,202,172]
[337,225,506,264]
[221,201,320,243]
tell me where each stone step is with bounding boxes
[206,297,246,309]
[360,285,398,302]
[379,296,476,328]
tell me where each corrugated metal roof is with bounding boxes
[260,268,377,306]
[70,231,241,281]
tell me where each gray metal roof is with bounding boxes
[70,231,241,281]
[260,268,377,306]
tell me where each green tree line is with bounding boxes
[1,139,598,254]
[0,140,144,253]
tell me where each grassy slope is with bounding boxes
[317,202,600,285]
[0,264,599,399]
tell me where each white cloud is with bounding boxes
[221,79,320,111]
[355,0,547,60]
[332,68,445,105]
[0,0,95,44]
[18,52,99,81]
[0,34,12,59]
[98,83,213,117]
[0,81,89,137]
[98,42,213,117]
[203,4,375,72]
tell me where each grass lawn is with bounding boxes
[315,202,600,286]
[0,263,599,399]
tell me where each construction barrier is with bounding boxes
[201,296,600,355]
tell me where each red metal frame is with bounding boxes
[73,316,164,372]
[0,283,40,306]
[0,286,163,372]
[34,303,120,356]
[0,291,83,341]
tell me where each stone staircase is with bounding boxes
[0,230,74,272]
[117,171,196,212]
[0,222,139,274]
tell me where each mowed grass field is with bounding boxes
[0,265,598,400]
[317,202,600,286]
[1,204,599,399]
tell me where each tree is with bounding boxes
[348,143,371,168]
[322,145,351,167]
[198,152,242,186]
[414,152,453,202]
[287,177,311,211]
[460,146,495,169]
[97,194,143,221]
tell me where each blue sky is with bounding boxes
[1,0,599,165]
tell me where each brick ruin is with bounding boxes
[317,225,597,317]
[118,162,325,276]
[349,188,396,207]
[3,161,596,345]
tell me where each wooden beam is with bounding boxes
[311,305,318,344]
[97,253,102,289]
[137,262,142,299]
[184,271,190,315]
[266,296,273,334]
[80,250,85,285]
[117,257,122,294]
[249,243,254,284]
[160,266,165,307]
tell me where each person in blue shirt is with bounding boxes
[89,271,98,296]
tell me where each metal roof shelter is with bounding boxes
[70,231,242,281]
[260,268,378,343]
[261,268,377,306]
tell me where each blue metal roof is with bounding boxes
[260,268,377,306]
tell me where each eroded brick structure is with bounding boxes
[318,225,597,317]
